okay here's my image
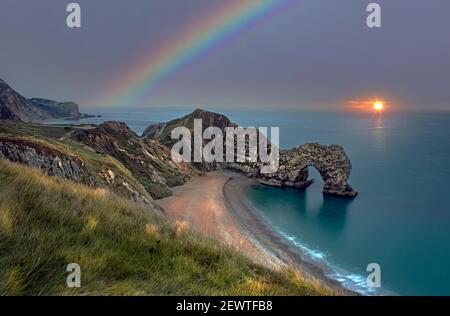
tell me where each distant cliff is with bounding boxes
[0,78,92,122]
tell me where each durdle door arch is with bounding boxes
[254,143,358,198]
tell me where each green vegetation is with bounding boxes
[0,120,74,138]
[67,122,189,199]
[0,160,336,296]
[0,124,155,204]
[0,120,188,200]
[138,176,173,199]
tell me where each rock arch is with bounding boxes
[256,143,357,198]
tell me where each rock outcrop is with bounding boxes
[0,134,156,208]
[0,118,192,202]
[70,121,193,199]
[241,143,357,198]
[0,136,99,185]
[29,98,93,120]
[0,78,92,122]
[143,108,237,147]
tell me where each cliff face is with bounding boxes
[0,78,89,122]
[0,136,99,185]
[0,79,49,121]
[29,98,86,119]
[144,109,357,197]
[0,133,157,209]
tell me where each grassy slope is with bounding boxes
[70,123,188,199]
[0,120,73,138]
[0,160,336,295]
[0,121,187,200]
[0,122,155,204]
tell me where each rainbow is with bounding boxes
[97,0,297,107]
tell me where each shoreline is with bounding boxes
[157,171,353,294]
[157,171,281,268]
[222,172,354,294]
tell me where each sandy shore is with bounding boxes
[157,171,348,292]
[157,171,281,268]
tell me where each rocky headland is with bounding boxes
[143,109,357,198]
[0,78,94,122]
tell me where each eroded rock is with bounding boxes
[255,143,357,198]
[0,135,156,208]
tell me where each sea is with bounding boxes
[45,107,450,296]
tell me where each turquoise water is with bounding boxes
[49,108,450,295]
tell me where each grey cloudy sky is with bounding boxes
[0,0,449,111]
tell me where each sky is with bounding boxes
[0,0,449,111]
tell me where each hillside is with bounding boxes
[143,108,237,148]
[0,78,92,122]
[69,121,193,199]
[0,159,336,295]
[0,123,158,209]
[0,119,194,202]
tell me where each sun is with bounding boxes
[373,101,384,111]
